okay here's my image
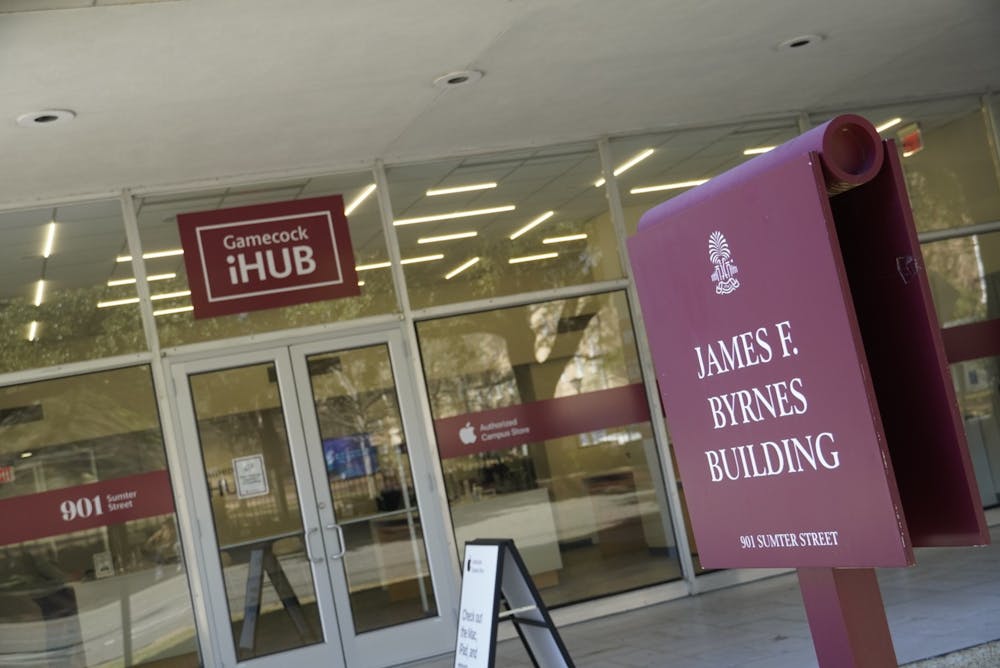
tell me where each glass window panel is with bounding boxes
[0,366,199,667]
[387,144,623,310]
[188,363,323,661]
[305,346,438,633]
[813,98,1000,233]
[950,356,1000,508]
[0,201,146,374]
[611,120,801,237]
[135,172,395,348]
[416,291,680,607]
[922,230,1000,326]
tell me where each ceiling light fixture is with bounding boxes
[151,290,191,301]
[543,234,588,244]
[98,297,140,308]
[107,273,176,287]
[20,451,33,459]
[17,109,75,128]
[33,281,45,307]
[117,249,184,263]
[595,148,655,187]
[776,34,825,51]
[418,231,478,244]
[153,305,194,317]
[743,146,776,156]
[631,179,709,194]
[27,321,39,342]
[42,222,57,258]
[902,150,916,158]
[426,182,497,197]
[394,205,515,226]
[401,254,444,265]
[875,117,903,133]
[344,184,377,216]
[433,70,484,88]
[509,211,555,240]
[509,252,558,264]
[445,257,481,279]
[356,261,391,272]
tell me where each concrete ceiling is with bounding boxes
[1,0,999,207]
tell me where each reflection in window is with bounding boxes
[417,291,680,607]
[0,201,146,375]
[387,145,624,310]
[951,356,1000,509]
[0,366,199,667]
[306,346,438,633]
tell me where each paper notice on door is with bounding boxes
[233,454,269,499]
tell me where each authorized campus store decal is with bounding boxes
[177,195,360,318]
[1,469,176,546]
[434,383,650,460]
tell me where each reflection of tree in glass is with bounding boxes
[906,169,987,325]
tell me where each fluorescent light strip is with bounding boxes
[151,290,191,301]
[426,182,497,197]
[595,148,655,187]
[356,261,391,271]
[356,254,444,271]
[154,305,194,317]
[107,273,176,287]
[418,231,478,244]
[509,252,558,264]
[876,117,903,133]
[33,281,44,307]
[445,257,480,279]
[27,321,39,341]
[117,248,184,262]
[902,150,916,158]
[743,146,776,155]
[631,179,709,194]
[42,222,56,258]
[98,290,191,308]
[543,234,588,244]
[401,254,444,265]
[344,184,377,216]
[509,211,554,240]
[394,205,515,226]
[98,297,139,308]
[357,280,365,287]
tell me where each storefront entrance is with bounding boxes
[171,331,455,667]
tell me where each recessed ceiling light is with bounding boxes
[630,179,709,194]
[394,205,515,226]
[509,252,558,265]
[426,183,497,197]
[433,70,484,88]
[776,34,825,51]
[509,211,554,240]
[445,257,481,280]
[17,109,75,128]
[743,146,776,156]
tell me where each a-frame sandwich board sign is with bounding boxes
[455,539,575,668]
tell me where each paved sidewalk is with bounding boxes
[409,520,1000,667]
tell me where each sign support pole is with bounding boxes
[797,568,897,668]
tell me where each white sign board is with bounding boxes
[455,543,501,668]
[233,454,269,499]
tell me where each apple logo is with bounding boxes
[459,422,477,445]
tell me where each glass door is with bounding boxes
[171,331,454,667]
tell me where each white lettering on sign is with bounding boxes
[60,489,140,522]
[694,320,841,482]
[226,246,317,285]
[221,225,310,250]
[61,495,104,521]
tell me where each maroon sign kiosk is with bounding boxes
[628,115,989,666]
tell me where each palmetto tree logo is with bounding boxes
[709,231,740,295]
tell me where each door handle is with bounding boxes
[325,523,347,559]
[304,527,324,564]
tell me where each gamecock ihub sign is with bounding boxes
[178,195,360,319]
